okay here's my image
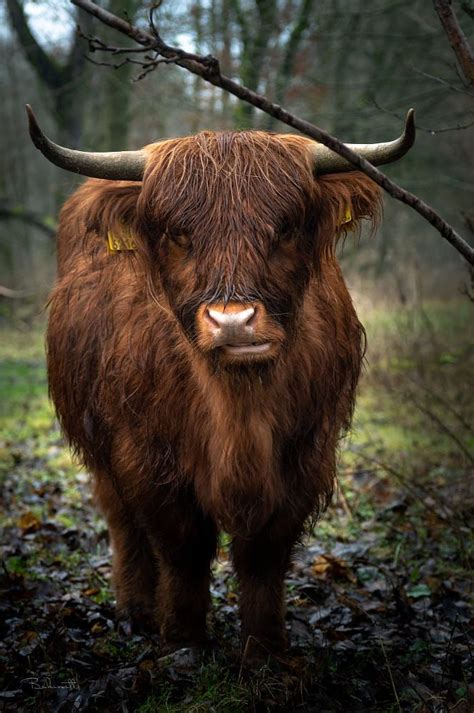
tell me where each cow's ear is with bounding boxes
[314,172,382,254]
[56,179,143,268]
[78,180,142,237]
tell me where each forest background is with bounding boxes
[1,0,474,304]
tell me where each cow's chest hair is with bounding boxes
[186,365,290,529]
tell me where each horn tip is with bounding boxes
[25,104,45,150]
[404,108,416,145]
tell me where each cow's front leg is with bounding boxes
[94,475,156,628]
[148,503,217,649]
[232,514,301,657]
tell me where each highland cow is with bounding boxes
[27,106,415,655]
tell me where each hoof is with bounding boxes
[240,634,289,670]
[116,606,156,636]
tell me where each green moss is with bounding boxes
[5,555,29,576]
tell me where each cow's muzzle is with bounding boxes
[196,301,283,361]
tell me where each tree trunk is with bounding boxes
[101,0,140,148]
[6,0,94,147]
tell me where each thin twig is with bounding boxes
[406,375,473,433]
[411,66,474,95]
[335,480,353,520]
[77,28,156,54]
[85,55,130,69]
[409,396,474,465]
[371,98,474,134]
[379,638,402,713]
[351,448,453,521]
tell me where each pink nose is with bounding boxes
[206,306,255,330]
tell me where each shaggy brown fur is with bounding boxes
[47,130,381,653]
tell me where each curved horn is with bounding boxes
[26,105,146,181]
[311,109,416,174]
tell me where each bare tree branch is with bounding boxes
[433,0,474,86]
[0,204,56,238]
[270,0,316,124]
[7,0,95,146]
[6,0,64,89]
[461,1,474,20]
[0,285,33,299]
[69,0,474,266]
[229,0,252,49]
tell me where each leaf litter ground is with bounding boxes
[0,306,473,712]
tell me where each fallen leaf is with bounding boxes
[312,554,356,582]
[407,583,431,599]
[139,659,155,672]
[84,587,100,597]
[17,512,41,533]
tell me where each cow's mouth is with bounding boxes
[222,342,273,357]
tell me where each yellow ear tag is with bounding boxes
[107,226,137,254]
[341,206,352,225]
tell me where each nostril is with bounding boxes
[246,305,257,327]
[205,308,221,329]
[205,305,256,330]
